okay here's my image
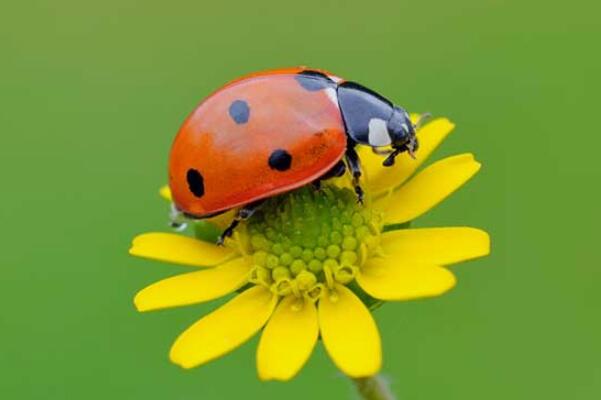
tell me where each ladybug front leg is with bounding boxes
[217,200,264,245]
[345,145,364,204]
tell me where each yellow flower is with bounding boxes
[131,116,490,381]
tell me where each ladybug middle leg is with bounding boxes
[312,160,346,190]
[345,145,364,204]
[217,200,264,245]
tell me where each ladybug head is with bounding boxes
[382,107,419,166]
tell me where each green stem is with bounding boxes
[352,375,396,400]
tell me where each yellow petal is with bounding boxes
[159,185,172,201]
[129,232,234,267]
[357,258,456,301]
[206,209,237,230]
[170,286,277,369]
[134,258,250,312]
[318,284,381,377]
[382,153,481,224]
[381,227,490,266]
[257,296,318,381]
[360,118,455,195]
[331,174,353,190]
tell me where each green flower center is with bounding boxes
[244,185,383,302]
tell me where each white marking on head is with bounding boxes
[325,87,339,109]
[368,118,392,146]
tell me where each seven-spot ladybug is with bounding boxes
[169,67,421,243]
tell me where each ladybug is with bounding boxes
[169,67,420,243]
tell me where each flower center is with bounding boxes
[244,185,383,302]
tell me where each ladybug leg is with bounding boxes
[169,203,188,232]
[327,160,347,178]
[313,161,346,190]
[312,160,346,190]
[345,146,364,204]
[217,200,264,245]
[382,135,419,166]
[217,220,240,246]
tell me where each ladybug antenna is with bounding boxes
[414,112,432,130]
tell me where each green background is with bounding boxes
[1,0,599,398]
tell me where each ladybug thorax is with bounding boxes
[336,81,413,149]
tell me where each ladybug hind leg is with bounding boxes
[169,203,188,232]
[345,145,364,204]
[217,200,264,246]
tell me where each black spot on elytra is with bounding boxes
[229,100,250,124]
[268,149,292,171]
[295,70,335,91]
[186,168,205,197]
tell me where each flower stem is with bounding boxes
[352,375,396,400]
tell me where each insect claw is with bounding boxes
[354,186,364,204]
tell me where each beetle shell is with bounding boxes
[169,68,347,217]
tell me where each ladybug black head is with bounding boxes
[382,106,418,166]
[387,106,416,149]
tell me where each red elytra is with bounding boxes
[169,66,418,235]
[169,67,347,217]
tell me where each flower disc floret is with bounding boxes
[246,186,383,300]
[131,116,492,382]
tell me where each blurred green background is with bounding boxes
[1,0,599,398]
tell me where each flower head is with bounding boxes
[130,116,490,380]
